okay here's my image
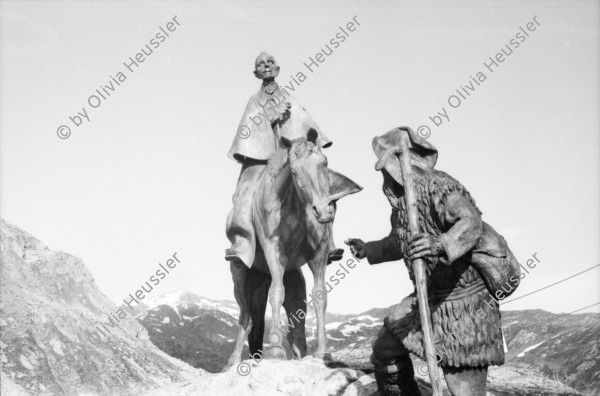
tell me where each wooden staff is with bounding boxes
[398,133,443,395]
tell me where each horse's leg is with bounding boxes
[307,248,331,361]
[261,241,287,360]
[226,260,252,368]
[283,269,308,359]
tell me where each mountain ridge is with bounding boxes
[136,289,597,395]
[0,217,595,395]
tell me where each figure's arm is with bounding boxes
[346,209,403,265]
[264,100,291,125]
[364,233,403,265]
[407,191,483,264]
[437,192,483,262]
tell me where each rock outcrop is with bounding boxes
[141,357,363,396]
[0,219,201,395]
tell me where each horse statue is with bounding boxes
[227,129,362,366]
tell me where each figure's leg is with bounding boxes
[371,326,421,396]
[226,260,252,368]
[283,269,308,359]
[371,295,421,396]
[443,366,488,396]
[225,160,266,267]
[307,249,330,361]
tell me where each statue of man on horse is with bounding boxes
[226,52,345,269]
[225,52,361,367]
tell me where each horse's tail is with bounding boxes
[247,266,271,356]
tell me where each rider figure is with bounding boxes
[226,52,343,268]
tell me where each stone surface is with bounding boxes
[142,357,361,396]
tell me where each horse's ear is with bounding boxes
[307,128,318,144]
[280,136,293,149]
[328,169,363,202]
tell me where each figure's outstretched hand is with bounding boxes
[344,238,367,259]
[407,233,445,260]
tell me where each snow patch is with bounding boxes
[19,355,34,370]
[340,324,363,336]
[356,315,378,322]
[49,338,64,355]
[146,291,187,308]
[517,341,545,357]
[325,322,342,330]
[222,319,234,327]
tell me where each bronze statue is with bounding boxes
[227,131,361,366]
[226,53,361,367]
[226,52,343,268]
[346,127,520,396]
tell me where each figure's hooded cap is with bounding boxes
[372,127,438,185]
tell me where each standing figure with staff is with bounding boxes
[346,127,521,395]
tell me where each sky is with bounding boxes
[1,0,599,316]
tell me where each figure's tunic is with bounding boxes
[228,86,332,162]
[366,169,505,367]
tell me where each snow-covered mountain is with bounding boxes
[133,290,363,373]
[1,216,595,395]
[132,292,240,372]
[134,290,597,395]
[328,305,598,395]
[502,310,599,394]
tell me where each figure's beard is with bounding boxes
[382,170,403,209]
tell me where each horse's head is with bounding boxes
[281,129,334,223]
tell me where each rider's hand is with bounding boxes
[280,102,291,121]
[407,233,445,260]
[344,238,367,259]
[267,109,282,123]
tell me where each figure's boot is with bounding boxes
[375,371,402,396]
[327,248,344,264]
[395,364,421,395]
[225,248,240,262]
[375,366,421,396]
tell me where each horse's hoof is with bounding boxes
[263,347,287,360]
[312,352,333,362]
